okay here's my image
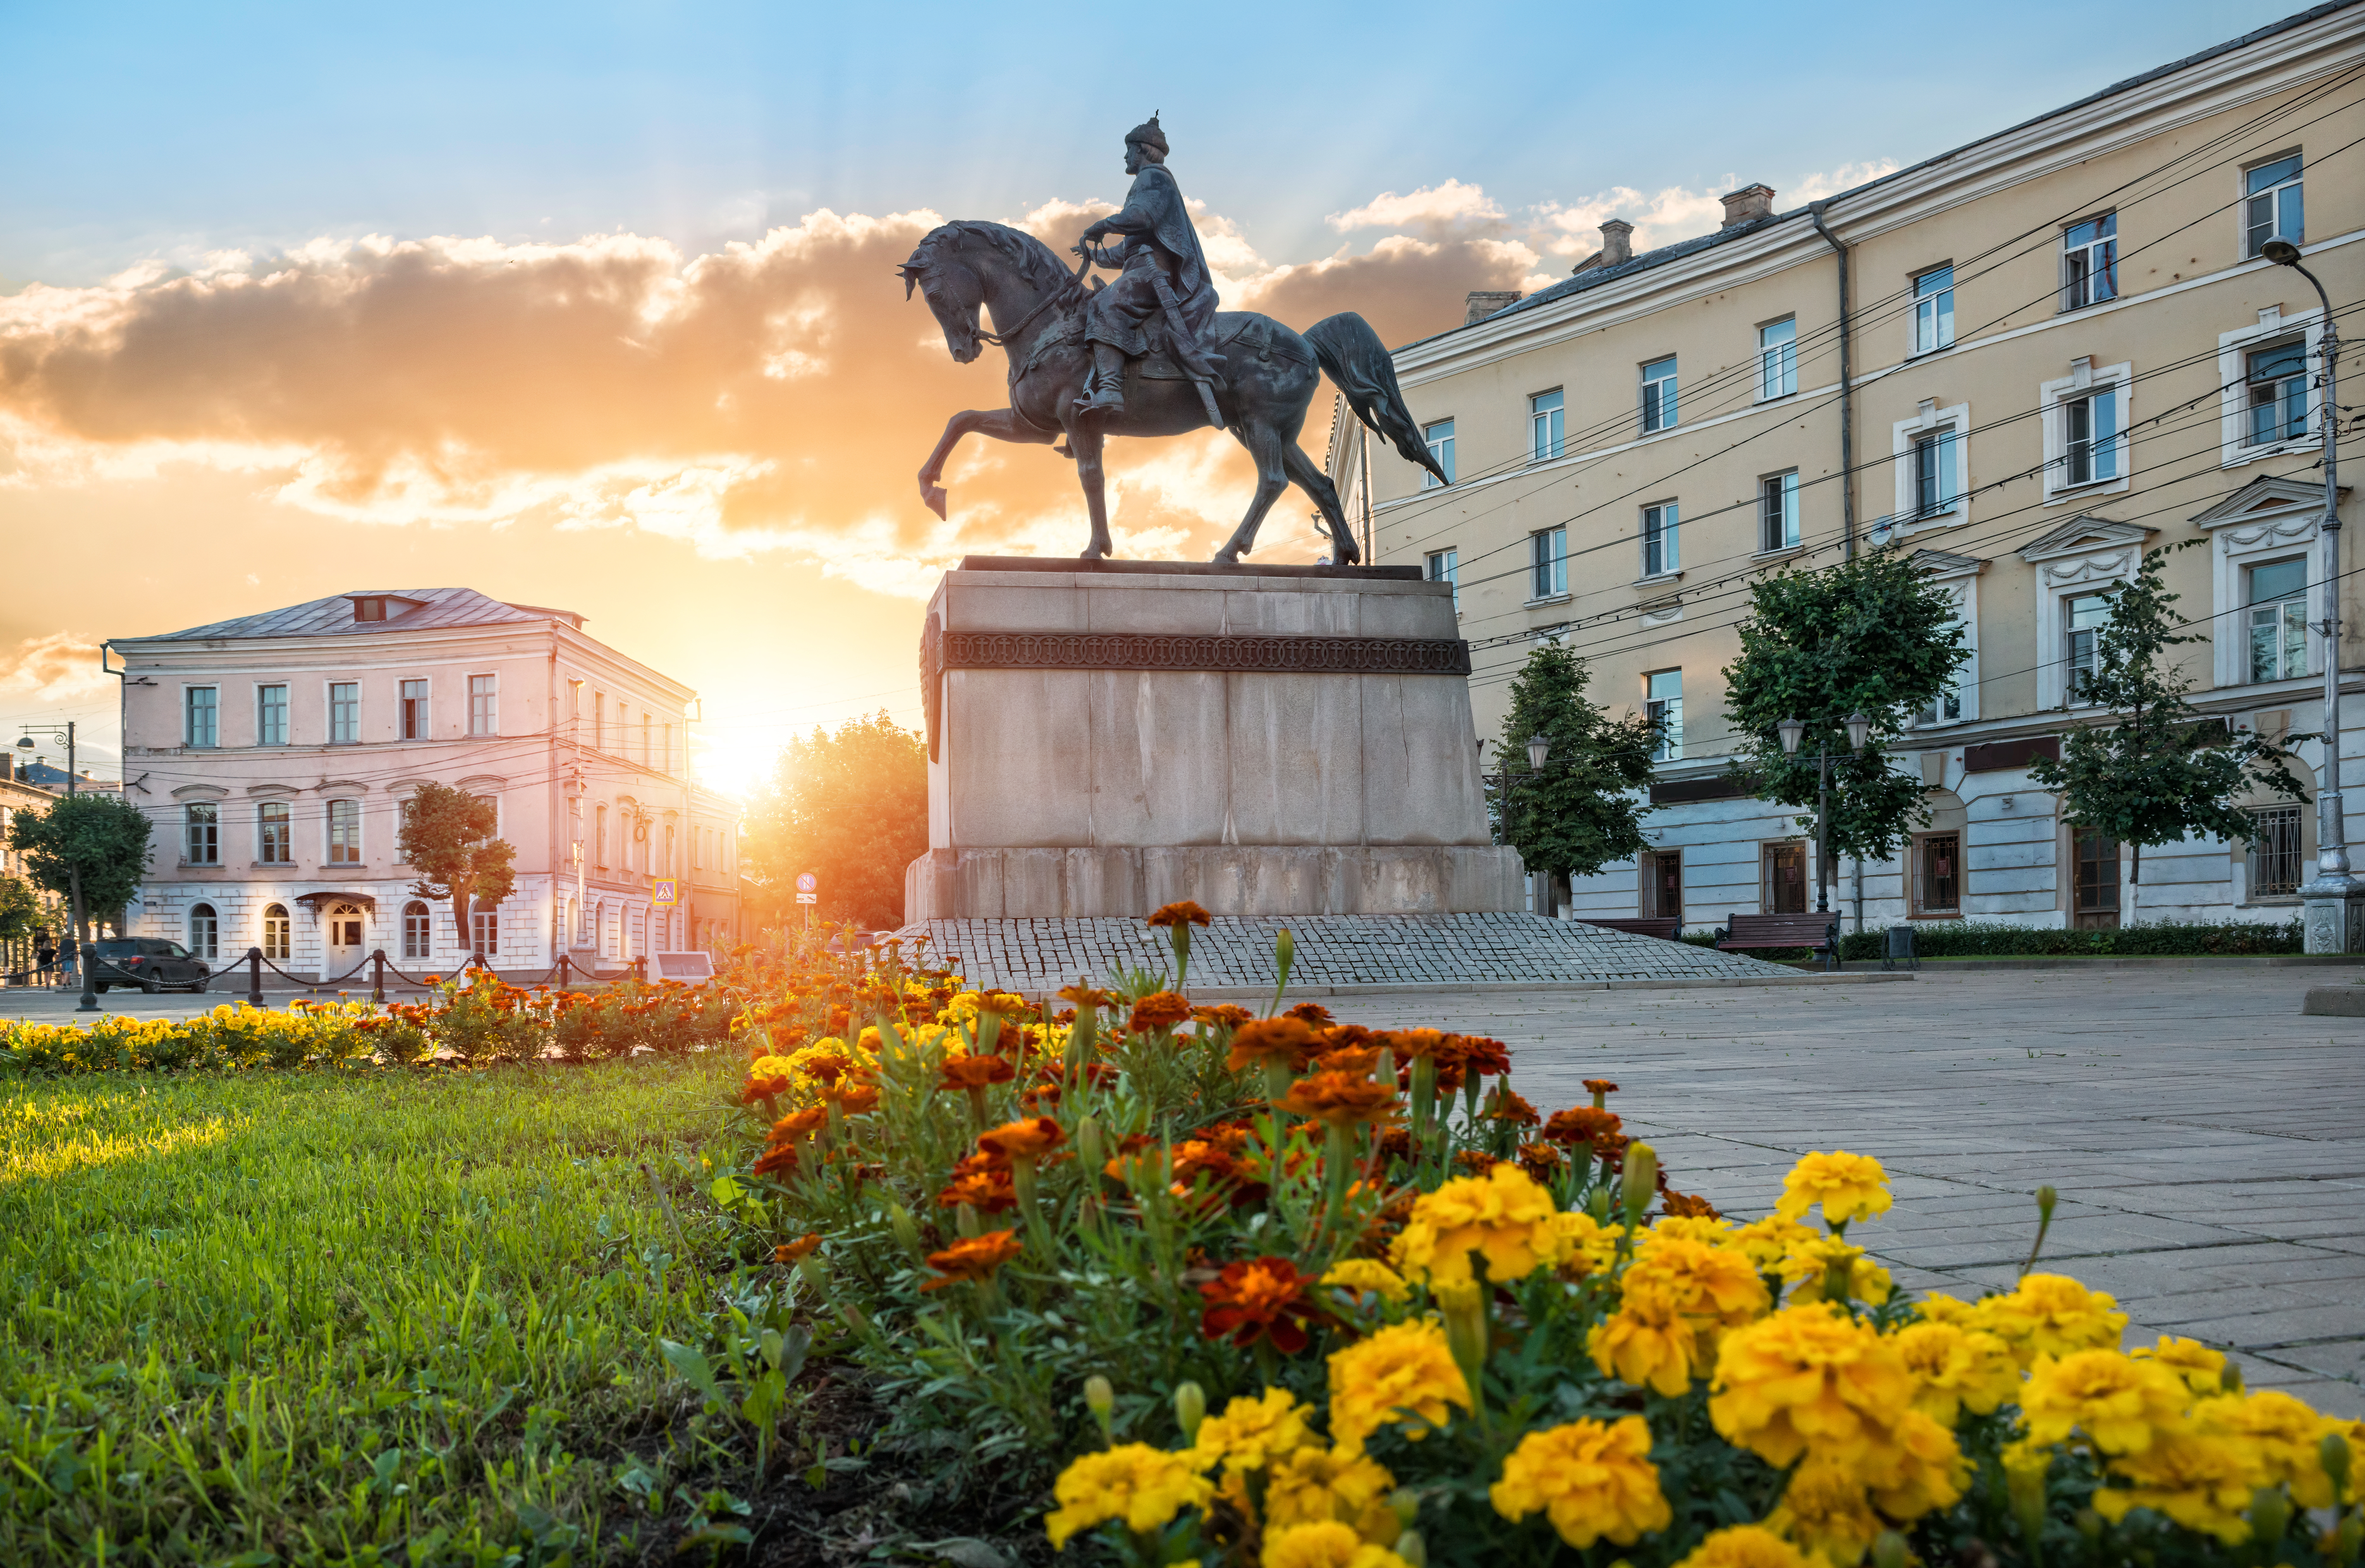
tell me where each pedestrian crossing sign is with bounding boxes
[652,879,679,907]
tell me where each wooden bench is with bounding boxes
[1715,912,1840,969]
[1577,917,1684,942]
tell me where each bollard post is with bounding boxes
[248,946,264,1007]
[372,949,386,1004]
[634,954,647,987]
[558,952,571,990]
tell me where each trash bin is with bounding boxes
[1883,923,1917,971]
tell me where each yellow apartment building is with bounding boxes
[1329,0,2364,934]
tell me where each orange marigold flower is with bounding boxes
[977,1115,1067,1163]
[1147,901,1213,928]
[1488,1089,1541,1126]
[1279,1071,1398,1127]
[1460,1036,1513,1078]
[1544,1106,1624,1146]
[1584,1078,1620,1105]
[938,1168,1018,1212]
[1199,1256,1325,1354]
[1456,1150,1502,1174]
[1058,982,1116,1009]
[920,1230,1024,1292]
[775,1234,822,1264]
[800,1052,852,1086]
[1129,991,1194,1032]
[1312,1045,1382,1078]
[1518,1140,1566,1181]
[771,1107,829,1141]
[939,1055,1017,1091]
[827,1084,880,1115]
[1663,1190,1723,1220]
[1227,1016,1320,1071]
[1383,1028,1457,1061]
[1285,1002,1335,1026]
[752,1144,800,1177]
[740,1074,793,1105]
[1193,1003,1256,1028]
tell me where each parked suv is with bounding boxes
[88,937,211,994]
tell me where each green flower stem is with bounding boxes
[1322,1122,1353,1247]
[1011,1156,1056,1263]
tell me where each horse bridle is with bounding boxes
[974,288,1065,348]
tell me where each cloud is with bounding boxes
[1328,179,1504,237]
[1532,161,1903,261]
[0,632,110,702]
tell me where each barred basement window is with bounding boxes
[2248,805,2303,896]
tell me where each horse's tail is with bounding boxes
[1302,312,1450,487]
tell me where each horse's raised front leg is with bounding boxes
[1068,425,1113,559]
[917,408,1057,520]
[1211,425,1290,566]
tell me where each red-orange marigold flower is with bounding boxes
[1226,1016,1319,1072]
[1517,1140,1565,1182]
[1543,1106,1623,1146]
[1486,1088,1540,1126]
[1277,1071,1397,1127]
[976,1116,1066,1163]
[1460,1036,1513,1078]
[740,1074,793,1105]
[1193,1004,1255,1028]
[1382,1028,1457,1061]
[771,1107,829,1141]
[1058,982,1116,1009]
[938,1168,1018,1212]
[939,1055,1017,1092]
[1661,1189,1721,1219]
[1198,1256,1324,1353]
[1312,1045,1382,1078]
[1146,901,1212,928]
[1285,1002,1335,1026]
[920,1230,1024,1292]
[752,1144,800,1177]
[774,1234,822,1264]
[1129,991,1194,1032]
[1455,1150,1501,1175]
[827,1084,881,1115]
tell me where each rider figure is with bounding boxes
[1074,114,1225,418]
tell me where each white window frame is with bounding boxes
[1758,471,1801,554]
[1888,400,1972,537]
[1529,528,1568,602]
[186,903,219,962]
[185,685,219,749]
[2242,555,2312,684]
[1757,318,1797,401]
[2218,308,2323,468]
[1425,548,1459,609]
[2200,484,2326,688]
[257,800,293,865]
[2030,545,2141,710]
[262,903,292,962]
[1909,564,1981,727]
[400,678,431,741]
[1911,265,1955,355]
[327,681,360,745]
[184,801,219,865]
[1645,669,1683,762]
[402,901,432,961]
[1641,356,1677,433]
[2040,361,2132,504]
[468,674,499,737]
[1641,502,1679,579]
[1529,389,1564,463]
[1422,419,1455,488]
[326,798,363,865]
[2060,213,2118,312]
[257,684,289,747]
[2241,152,2304,260]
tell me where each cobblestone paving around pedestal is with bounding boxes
[895,913,1795,989]
[1333,968,2365,1416]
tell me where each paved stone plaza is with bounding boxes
[1335,966,2365,1416]
[900,913,1793,989]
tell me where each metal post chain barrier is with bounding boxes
[249,947,264,1006]
[372,950,386,1005]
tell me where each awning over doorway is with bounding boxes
[293,891,377,913]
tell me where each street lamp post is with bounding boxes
[1486,734,1555,915]
[2261,238,2357,951]
[17,724,97,1011]
[1776,712,1873,916]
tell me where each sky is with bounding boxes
[0,0,2310,796]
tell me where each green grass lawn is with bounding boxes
[0,1059,776,1567]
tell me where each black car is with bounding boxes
[88,937,211,994]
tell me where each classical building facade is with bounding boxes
[109,589,742,980]
[1329,1,2362,932]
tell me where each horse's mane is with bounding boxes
[922,221,1091,313]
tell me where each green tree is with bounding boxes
[5,793,153,960]
[1723,549,1970,908]
[0,876,39,945]
[1493,643,1662,891]
[742,712,929,931]
[2029,542,2306,911]
[396,782,517,959]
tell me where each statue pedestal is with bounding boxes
[903,558,1526,920]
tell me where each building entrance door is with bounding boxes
[1763,842,1807,914]
[325,901,369,978]
[2072,830,2120,930]
[1646,851,1683,920]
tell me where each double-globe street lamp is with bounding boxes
[1775,710,1873,917]
[1484,734,1556,915]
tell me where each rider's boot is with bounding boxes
[1074,343,1127,417]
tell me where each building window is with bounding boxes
[1758,319,1797,400]
[468,675,498,736]
[1912,265,1955,354]
[1529,528,1568,599]
[401,679,429,740]
[1425,548,1458,609]
[185,687,219,748]
[472,909,499,957]
[1644,850,1682,921]
[596,804,609,867]
[329,682,360,744]
[1422,419,1455,487]
[1912,834,1961,915]
[403,900,432,960]
[1641,356,1677,432]
[2065,591,2113,703]
[2062,387,2122,487]
[2247,557,2310,683]
[185,802,219,865]
[1919,678,1964,727]
[2246,341,2309,447]
[2062,214,2117,311]
[1763,842,1807,915]
[1642,502,1679,577]
[327,798,362,865]
[353,597,386,622]
[1529,389,1564,462]
[1912,428,1960,518]
[2244,154,2303,258]
[594,692,608,750]
[1759,472,1800,552]
[257,684,288,746]
[262,904,291,961]
[2248,804,2304,896]
[1646,670,1682,762]
[188,903,218,961]
[2072,827,2120,929]
[258,801,291,864]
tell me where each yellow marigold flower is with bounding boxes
[1654,1213,1737,1246]
[1709,1304,1916,1469]
[1625,1232,1771,1327]
[1864,1407,1970,1521]
[1731,1215,1819,1271]
[1190,1387,1315,1477]
[1913,1292,1981,1328]
[1264,1447,1398,1543]
[1673,1524,1816,1568]
[2093,1431,2262,1545]
[1774,1150,1893,1229]
[1326,1320,1471,1455]
[1388,1164,1558,1289]
[1765,1462,1885,1568]
[1539,1210,1625,1277]
[1892,1320,2022,1426]
[1488,1414,1671,1548]
[2195,1390,2340,1509]
[1974,1273,2127,1366]
[1043,1443,1213,1548]
[1321,1259,1410,1306]
[2020,1349,2190,1456]
[2129,1335,2226,1397]
[1780,1237,1893,1307]
[1260,1520,1412,1568]
[1589,1295,1702,1397]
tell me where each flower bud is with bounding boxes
[2247,1484,2291,1548]
[956,1203,983,1240]
[2035,1183,2058,1221]
[1622,1141,1658,1229]
[1587,1186,1614,1226]
[1084,1375,1115,1447]
[1388,1488,1420,1530]
[1173,1380,1206,1447]
[1276,927,1295,973]
[888,1202,922,1257]
[1077,1115,1104,1179]
[1873,1532,1909,1568]
[1393,1531,1427,1568]
[2322,1429,2352,1502]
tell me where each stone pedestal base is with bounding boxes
[905,844,1527,921]
[2303,886,2365,953]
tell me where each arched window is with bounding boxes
[262,904,291,961]
[402,901,431,961]
[188,903,218,961]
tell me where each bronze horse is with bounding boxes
[902,221,1447,564]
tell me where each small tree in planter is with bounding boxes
[397,783,516,966]
[1493,642,1662,906]
[2029,542,2307,918]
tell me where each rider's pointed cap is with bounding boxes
[1125,112,1168,155]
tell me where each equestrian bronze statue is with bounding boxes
[904,116,1448,564]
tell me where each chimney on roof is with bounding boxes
[1464,289,1522,326]
[1572,218,1635,275]
[1720,184,1775,228]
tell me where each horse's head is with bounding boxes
[900,228,986,365]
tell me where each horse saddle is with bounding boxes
[1133,314,1305,384]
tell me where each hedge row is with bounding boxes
[1678,918,2304,960]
